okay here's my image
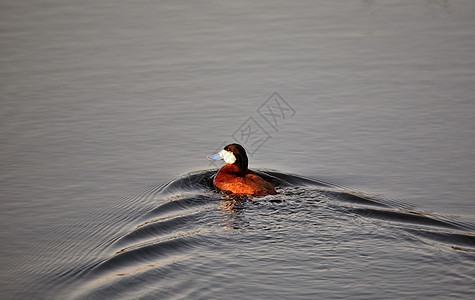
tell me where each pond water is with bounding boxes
[1,0,474,299]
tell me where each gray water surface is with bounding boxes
[1,1,474,299]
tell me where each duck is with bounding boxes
[207,143,277,196]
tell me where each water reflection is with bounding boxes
[217,199,249,231]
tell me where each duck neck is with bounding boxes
[221,163,247,176]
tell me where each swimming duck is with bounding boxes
[207,143,277,196]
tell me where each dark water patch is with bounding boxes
[256,169,333,188]
[85,234,201,282]
[73,257,196,300]
[351,207,468,231]
[404,228,475,251]
[322,190,389,208]
[140,194,218,220]
[116,213,202,248]
[159,170,217,194]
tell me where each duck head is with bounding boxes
[207,143,248,172]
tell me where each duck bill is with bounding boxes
[207,152,223,161]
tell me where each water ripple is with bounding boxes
[63,169,475,299]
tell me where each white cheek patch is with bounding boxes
[220,150,236,164]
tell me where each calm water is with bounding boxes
[1,0,474,299]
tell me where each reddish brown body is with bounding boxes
[214,164,277,196]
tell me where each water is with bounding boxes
[63,170,475,299]
[1,0,474,299]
